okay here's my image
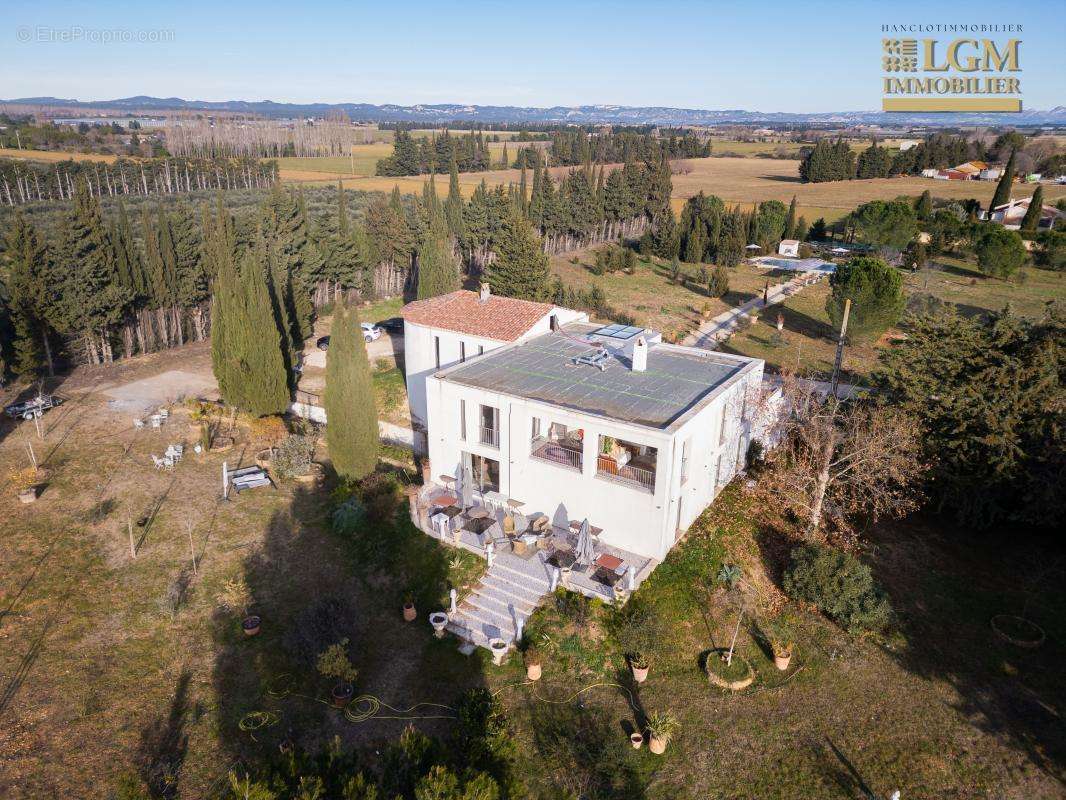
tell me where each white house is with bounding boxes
[778,239,800,257]
[400,285,587,434]
[985,197,1065,230]
[422,321,767,563]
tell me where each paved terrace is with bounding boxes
[410,484,658,651]
[438,324,745,430]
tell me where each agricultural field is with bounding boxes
[274,143,394,181]
[0,147,119,163]
[1,354,1061,798]
[281,155,1064,227]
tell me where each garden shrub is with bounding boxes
[783,544,892,633]
[607,596,666,657]
[272,433,316,479]
[357,472,403,524]
[332,497,367,536]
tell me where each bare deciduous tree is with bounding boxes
[756,375,926,542]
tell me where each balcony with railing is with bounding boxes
[596,435,657,493]
[479,425,500,448]
[530,435,583,472]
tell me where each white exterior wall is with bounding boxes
[424,354,763,562]
[403,307,586,430]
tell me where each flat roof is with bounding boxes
[438,325,752,429]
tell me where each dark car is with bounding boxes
[376,317,403,334]
[316,336,330,351]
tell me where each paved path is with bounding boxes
[683,271,826,350]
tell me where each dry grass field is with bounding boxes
[282,156,1065,226]
[0,147,119,164]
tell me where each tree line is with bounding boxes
[0,155,279,206]
[512,129,710,169]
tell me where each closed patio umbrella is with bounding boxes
[460,475,475,510]
[575,518,595,567]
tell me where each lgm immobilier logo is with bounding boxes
[881,25,1022,112]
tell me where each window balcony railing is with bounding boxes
[596,455,656,493]
[479,426,500,448]
[530,436,583,471]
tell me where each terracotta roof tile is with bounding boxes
[401,290,553,342]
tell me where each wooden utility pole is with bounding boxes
[830,298,851,398]
[126,506,137,559]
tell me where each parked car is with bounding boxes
[316,324,382,349]
[376,317,403,334]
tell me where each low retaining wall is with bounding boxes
[287,401,426,454]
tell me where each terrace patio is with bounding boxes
[411,480,657,612]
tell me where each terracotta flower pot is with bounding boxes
[403,602,417,622]
[630,733,644,749]
[526,662,542,681]
[773,648,793,671]
[648,734,667,755]
[631,663,649,683]
[331,682,354,707]
[242,615,261,636]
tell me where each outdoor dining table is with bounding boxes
[433,493,459,507]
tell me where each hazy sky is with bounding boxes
[2,1,1062,111]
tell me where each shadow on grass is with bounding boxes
[867,518,1066,786]
[137,670,191,799]
[208,468,497,787]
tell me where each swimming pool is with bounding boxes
[755,257,835,273]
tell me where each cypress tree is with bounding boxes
[915,190,933,221]
[990,150,1016,210]
[784,196,797,239]
[444,157,465,240]
[417,190,460,299]
[486,210,550,300]
[2,214,54,376]
[1020,186,1044,232]
[212,242,290,416]
[324,302,379,480]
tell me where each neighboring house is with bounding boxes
[898,139,919,152]
[778,239,800,257]
[954,160,987,178]
[985,197,1065,230]
[401,285,587,434]
[979,167,1003,181]
[422,322,768,563]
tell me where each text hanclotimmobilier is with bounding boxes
[883,76,1020,95]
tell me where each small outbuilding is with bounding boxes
[778,239,800,257]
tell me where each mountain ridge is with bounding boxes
[3,96,1064,126]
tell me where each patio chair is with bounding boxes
[133,418,145,429]
[151,454,166,471]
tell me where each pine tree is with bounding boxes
[990,149,1016,210]
[324,302,379,480]
[486,210,550,300]
[1020,185,1044,232]
[53,180,131,364]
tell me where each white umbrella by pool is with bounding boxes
[575,518,596,567]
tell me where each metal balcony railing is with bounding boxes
[596,455,655,493]
[479,425,500,448]
[530,436,583,471]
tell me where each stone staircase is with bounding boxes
[447,551,554,651]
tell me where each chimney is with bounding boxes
[631,336,648,372]
[479,282,491,302]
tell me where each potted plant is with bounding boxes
[630,732,644,749]
[771,639,793,671]
[524,647,542,681]
[402,593,417,622]
[217,576,259,636]
[646,711,678,755]
[317,638,358,707]
[630,652,649,683]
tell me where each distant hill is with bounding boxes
[3,95,1065,127]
